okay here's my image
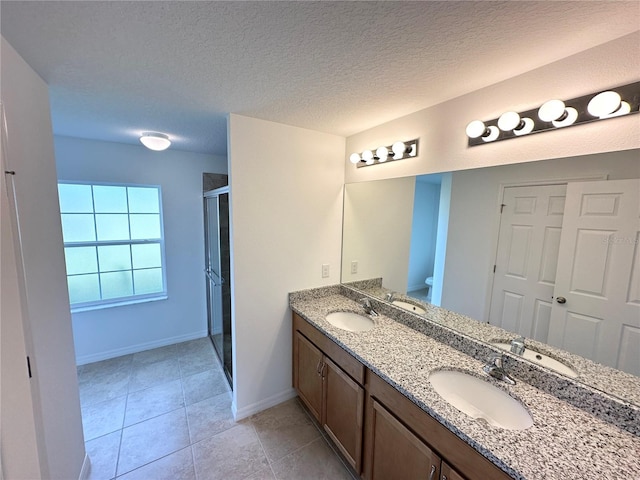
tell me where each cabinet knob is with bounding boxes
[428,465,436,480]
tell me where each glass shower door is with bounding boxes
[204,188,232,385]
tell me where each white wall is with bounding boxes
[441,150,640,321]
[342,176,415,292]
[55,136,227,364]
[344,32,640,183]
[1,37,85,480]
[228,114,345,418]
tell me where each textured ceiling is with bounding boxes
[1,1,638,156]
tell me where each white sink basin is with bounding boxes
[490,342,578,378]
[429,370,533,430]
[391,300,426,314]
[325,311,375,332]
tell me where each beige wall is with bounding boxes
[342,176,416,291]
[228,114,345,418]
[345,32,640,184]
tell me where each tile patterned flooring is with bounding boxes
[79,338,355,480]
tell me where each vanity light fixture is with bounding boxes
[349,139,419,168]
[140,132,171,151]
[465,81,639,147]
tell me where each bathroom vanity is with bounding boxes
[290,285,640,480]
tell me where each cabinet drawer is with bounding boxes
[293,312,365,385]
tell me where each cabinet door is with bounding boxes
[369,400,441,480]
[293,332,323,422]
[323,357,364,473]
[441,462,466,480]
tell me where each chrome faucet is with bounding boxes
[483,353,516,385]
[385,292,396,302]
[359,298,378,317]
[510,336,526,356]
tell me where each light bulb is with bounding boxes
[513,118,535,136]
[587,91,621,118]
[391,141,406,159]
[376,146,389,162]
[482,126,500,142]
[362,150,374,162]
[465,120,488,139]
[552,107,578,128]
[349,153,361,164]
[497,111,522,132]
[538,100,567,122]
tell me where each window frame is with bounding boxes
[58,180,168,312]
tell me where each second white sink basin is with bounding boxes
[325,311,375,332]
[391,300,426,314]
[429,370,533,430]
[490,342,578,378]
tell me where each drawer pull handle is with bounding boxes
[428,465,436,480]
[316,360,322,376]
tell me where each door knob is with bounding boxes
[556,296,567,304]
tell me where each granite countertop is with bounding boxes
[290,290,640,480]
[352,281,640,408]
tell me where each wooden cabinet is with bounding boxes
[369,399,441,480]
[292,312,512,480]
[441,462,466,480]
[293,314,365,473]
[364,371,512,480]
[293,332,323,421]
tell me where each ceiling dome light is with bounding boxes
[140,132,171,151]
[587,91,622,118]
[376,146,389,162]
[349,153,361,164]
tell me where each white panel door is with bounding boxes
[489,184,567,340]
[547,179,640,375]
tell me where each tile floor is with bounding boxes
[79,338,355,480]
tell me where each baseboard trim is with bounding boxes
[78,454,91,480]
[232,388,297,421]
[75,330,208,365]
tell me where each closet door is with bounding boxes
[548,179,640,375]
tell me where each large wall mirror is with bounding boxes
[341,149,639,405]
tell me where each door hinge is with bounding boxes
[500,203,506,213]
[26,356,32,378]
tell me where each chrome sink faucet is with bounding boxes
[359,298,378,317]
[385,291,396,302]
[510,336,526,356]
[483,353,516,385]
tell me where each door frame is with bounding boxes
[484,173,608,322]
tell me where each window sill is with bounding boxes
[70,294,168,314]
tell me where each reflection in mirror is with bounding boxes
[341,150,640,405]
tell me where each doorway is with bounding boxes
[204,187,232,386]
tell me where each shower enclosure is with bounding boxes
[204,187,232,386]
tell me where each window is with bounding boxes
[58,182,167,311]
